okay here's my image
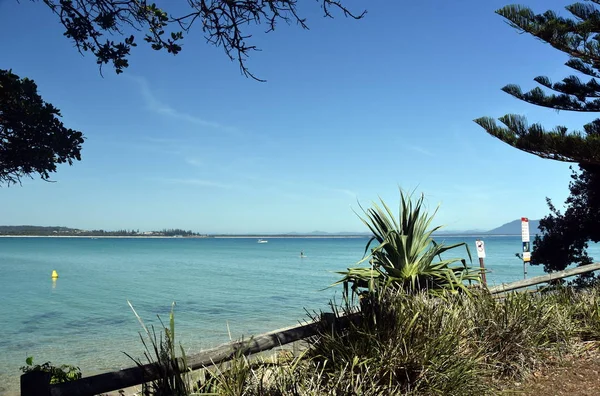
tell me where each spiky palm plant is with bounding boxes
[336,190,480,299]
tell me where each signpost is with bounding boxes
[521,217,530,279]
[475,239,487,287]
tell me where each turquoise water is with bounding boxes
[0,236,595,395]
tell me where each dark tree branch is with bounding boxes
[31,0,366,80]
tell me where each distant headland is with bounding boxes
[435,219,541,237]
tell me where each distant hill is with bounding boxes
[485,219,541,235]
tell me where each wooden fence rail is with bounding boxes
[488,262,600,295]
[21,312,358,396]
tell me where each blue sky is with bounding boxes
[0,0,591,233]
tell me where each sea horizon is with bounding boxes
[0,233,533,238]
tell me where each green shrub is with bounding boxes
[20,356,82,384]
[466,291,570,379]
[547,285,600,341]
[308,290,489,395]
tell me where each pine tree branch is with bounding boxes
[534,75,600,100]
[474,115,600,164]
[502,84,600,111]
[566,2,600,23]
[565,58,600,78]
[497,5,600,66]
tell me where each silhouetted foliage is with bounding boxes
[32,0,366,80]
[0,69,84,186]
[532,164,600,274]
[475,2,600,277]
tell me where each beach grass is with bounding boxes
[155,285,596,395]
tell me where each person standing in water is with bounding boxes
[300,251,304,258]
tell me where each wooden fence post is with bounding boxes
[321,312,336,333]
[21,371,51,396]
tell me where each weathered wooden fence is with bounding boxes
[488,262,600,295]
[21,312,358,396]
[21,262,600,395]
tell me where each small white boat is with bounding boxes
[257,239,268,243]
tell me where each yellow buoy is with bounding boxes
[51,270,59,279]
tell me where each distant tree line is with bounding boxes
[0,226,205,237]
[0,226,75,235]
[157,229,203,237]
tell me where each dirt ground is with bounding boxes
[506,342,600,395]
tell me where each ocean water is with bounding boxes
[0,236,596,395]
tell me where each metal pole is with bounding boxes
[522,241,530,279]
[521,218,530,280]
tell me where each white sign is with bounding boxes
[475,240,486,259]
[521,217,530,242]
[523,251,531,262]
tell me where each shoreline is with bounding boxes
[212,235,368,239]
[0,234,524,239]
[0,235,369,239]
[0,235,205,238]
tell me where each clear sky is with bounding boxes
[0,0,591,234]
